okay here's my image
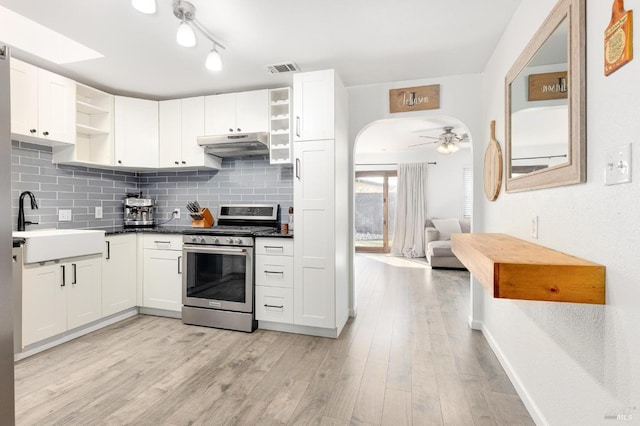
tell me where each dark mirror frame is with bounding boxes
[505,0,586,192]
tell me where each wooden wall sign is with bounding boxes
[528,71,568,101]
[605,0,633,76]
[389,84,440,113]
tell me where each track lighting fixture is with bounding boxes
[176,21,196,47]
[132,0,156,14]
[133,0,226,71]
[205,45,222,71]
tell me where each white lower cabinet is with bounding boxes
[102,234,137,317]
[22,254,102,347]
[255,238,294,325]
[255,286,293,324]
[142,235,183,312]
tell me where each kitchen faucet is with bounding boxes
[17,191,39,231]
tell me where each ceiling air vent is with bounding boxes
[266,62,300,74]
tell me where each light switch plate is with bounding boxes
[59,209,72,222]
[95,206,103,219]
[605,144,632,185]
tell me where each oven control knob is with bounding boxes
[212,237,219,244]
[235,238,243,244]
[199,237,206,243]
[190,236,197,243]
[227,238,234,244]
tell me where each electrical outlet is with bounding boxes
[173,208,180,219]
[531,215,538,239]
[59,209,72,222]
[95,206,103,219]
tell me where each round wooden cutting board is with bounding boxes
[483,120,503,201]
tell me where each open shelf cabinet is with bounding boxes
[54,83,114,166]
[269,87,293,165]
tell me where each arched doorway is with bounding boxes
[349,115,474,315]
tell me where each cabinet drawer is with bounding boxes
[255,255,294,288]
[255,286,293,324]
[255,238,293,256]
[143,234,183,250]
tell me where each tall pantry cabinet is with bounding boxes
[292,69,350,337]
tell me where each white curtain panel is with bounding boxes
[391,162,428,258]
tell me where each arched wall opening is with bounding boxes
[349,114,475,316]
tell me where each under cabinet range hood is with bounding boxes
[197,132,269,157]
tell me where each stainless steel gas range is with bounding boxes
[181,204,278,332]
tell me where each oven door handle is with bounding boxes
[184,247,248,255]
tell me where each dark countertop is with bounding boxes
[96,225,293,238]
[96,225,195,235]
[13,237,25,248]
[254,230,294,239]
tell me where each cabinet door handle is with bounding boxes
[61,265,66,287]
[29,128,37,134]
[174,161,179,165]
[42,131,49,136]
[178,256,182,274]
[295,158,301,180]
[295,116,301,137]
[264,304,284,309]
[229,128,233,132]
[264,270,284,275]
[106,240,111,260]
[264,245,283,250]
[72,263,77,284]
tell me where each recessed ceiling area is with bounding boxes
[0,0,522,99]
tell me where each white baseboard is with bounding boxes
[480,322,548,426]
[349,305,358,317]
[468,315,483,330]
[16,308,139,361]
[139,307,181,319]
[258,321,338,338]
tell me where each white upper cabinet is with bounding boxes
[114,96,159,168]
[159,99,183,167]
[53,83,114,167]
[204,89,268,135]
[159,97,221,169]
[10,58,76,145]
[293,70,335,142]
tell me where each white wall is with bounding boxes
[355,149,471,219]
[478,0,640,424]
[347,74,483,315]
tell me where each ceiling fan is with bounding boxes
[410,126,469,154]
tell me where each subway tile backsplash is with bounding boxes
[11,141,293,230]
[139,156,293,226]
[11,141,139,230]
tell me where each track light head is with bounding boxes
[132,0,156,14]
[206,46,222,71]
[176,21,197,47]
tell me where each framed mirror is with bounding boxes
[505,0,585,192]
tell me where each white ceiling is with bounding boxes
[0,0,522,99]
[355,117,471,154]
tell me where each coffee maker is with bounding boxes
[123,192,155,227]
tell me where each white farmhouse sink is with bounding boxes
[13,229,105,264]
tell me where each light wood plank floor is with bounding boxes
[15,254,534,425]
